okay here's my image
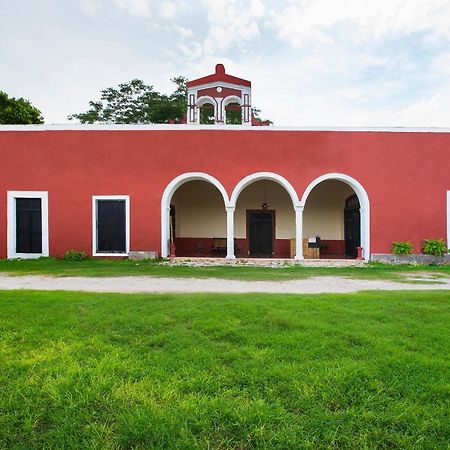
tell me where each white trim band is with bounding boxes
[2,124,450,133]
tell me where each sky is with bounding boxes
[1,0,450,127]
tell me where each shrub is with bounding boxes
[391,241,413,255]
[63,250,88,261]
[422,239,447,256]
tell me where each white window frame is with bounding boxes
[92,195,130,257]
[7,191,49,259]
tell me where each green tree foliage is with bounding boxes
[251,107,273,125]
[68,77,188,124]
[0,91,44,124]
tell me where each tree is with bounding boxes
[0,91,44,124]
[251,107,273,125]
[68,77,188,124]
[69,76,272,125]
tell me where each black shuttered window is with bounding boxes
[96,200,126,253]
[16,198,42,253]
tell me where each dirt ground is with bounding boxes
[0,274,449,294]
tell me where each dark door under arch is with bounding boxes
[248,210,274,257]
[344,195,360,258]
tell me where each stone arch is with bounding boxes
[195,96,216,108]
[230,172,300,208]
[300,173,370,259]
[223,96,243,107]
[229,172,302,259]
[224,96,243,125]
[161,172,230,258]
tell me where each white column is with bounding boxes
[226,206,236,259]
[360,207,369,260]
[161,205,170,258]
[294,205,304,260]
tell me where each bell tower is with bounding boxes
[187,64,252,126]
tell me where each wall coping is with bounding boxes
[2,124,450,133]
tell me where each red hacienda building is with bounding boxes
[0,64,449,261]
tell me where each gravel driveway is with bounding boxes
[0,274,449,294]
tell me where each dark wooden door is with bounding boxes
[248,211,274,257]
[344,195,360,258]
[16,198,42,253]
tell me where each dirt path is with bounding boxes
[0,274,449,294]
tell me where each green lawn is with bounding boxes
[1,290,449,448]
[0,257,449,281]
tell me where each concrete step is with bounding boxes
[166,257,366,267]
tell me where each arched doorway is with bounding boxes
[224,97,243,125]
[161,173,229,258]
[230,173,301,258]
[196,96,217,125]
[300,173,370,260]
[199,102,215,124]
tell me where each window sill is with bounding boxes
[8,252,48,259]
[93,252,129,257]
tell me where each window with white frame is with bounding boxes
[92,196,130,256]
[7,191,49,259]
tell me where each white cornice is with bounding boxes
[1,124,450,133]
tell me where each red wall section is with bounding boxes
[0,128,449,258]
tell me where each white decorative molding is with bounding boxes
[160,172,230,258]
[223,96,243,106]
[3,124,450,133]
[7,191,49,259]
[300,173,371,260]
[195,95,217,108]
[92,195,130,257]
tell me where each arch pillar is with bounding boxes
[294,205,304,260]
[360,207,370,260]
[226,206,236,259]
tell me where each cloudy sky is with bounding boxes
[1,0,450,126]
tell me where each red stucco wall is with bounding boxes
[0,128,448,258]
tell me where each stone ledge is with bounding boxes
[372,254,450,265]
[163,257,366,267]
[128,251,159,260]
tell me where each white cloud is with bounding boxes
[112,0,151,17]
[79,0,152,18]
[271,0,450,48]
[4,0,450,127]
[79,0,102,17]
[175,25,194,40]
[396,83,450,127]
[160,1,177,19]
[202,0,266,54]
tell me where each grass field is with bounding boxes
[0,257,449,281]
[1,290,449,448]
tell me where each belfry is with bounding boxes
[187,64,253,126]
